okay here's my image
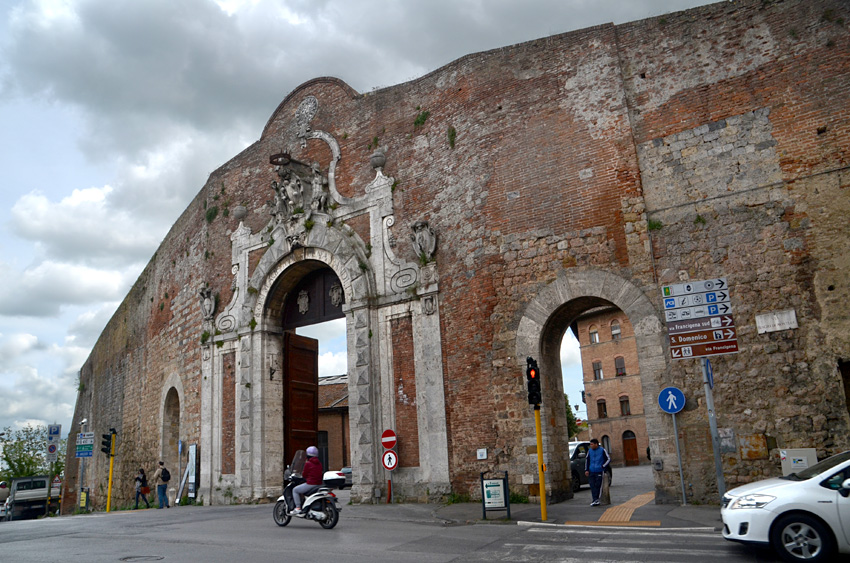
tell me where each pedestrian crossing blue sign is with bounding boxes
[658,387,685,414]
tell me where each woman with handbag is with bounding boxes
[134,468,151,509]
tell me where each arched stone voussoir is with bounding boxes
[516,317,544,360]
[249,223,375,313]
[516,269,662,358]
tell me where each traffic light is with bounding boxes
[526,356,541,405]
[100,429,115,456]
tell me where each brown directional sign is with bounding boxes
[669,340,739,359]
[669,327,737,347]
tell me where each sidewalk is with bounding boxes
[340,487,723,531]
[433,490,723,530]
[342,465,722,530]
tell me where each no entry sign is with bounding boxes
[381,429,397,450]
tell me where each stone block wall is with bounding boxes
[65,0,850,509]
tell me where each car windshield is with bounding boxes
[781,450,850,481]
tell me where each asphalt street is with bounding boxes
[1,466,845,562]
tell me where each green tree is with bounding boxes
[564,394,579,439]
[0,425,66,481]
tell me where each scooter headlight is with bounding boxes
[728,494,775,509]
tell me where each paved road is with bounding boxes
[5,466,847,562]
[468,524,781,562]
[0,498,788,563]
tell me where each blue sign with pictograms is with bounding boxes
[658,387,685,414]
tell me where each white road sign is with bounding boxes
[77,432,95,445]
[664,302,733,322]
[382,450,398,471]
[661,278,727,297]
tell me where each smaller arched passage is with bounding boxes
[516,269,670,501]
[160,380,183,472]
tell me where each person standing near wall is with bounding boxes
[585,438,611,506]
[134,468,151,509]
[152,461,171,509]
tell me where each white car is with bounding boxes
[721,450,850,562]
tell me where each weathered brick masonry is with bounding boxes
[64,0,850,511]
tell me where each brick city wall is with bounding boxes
[65,0,850,508]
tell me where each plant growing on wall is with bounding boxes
[414,108,430,128]
[447,125,457,148]
[647,219,664,231]
[206,206,219,223]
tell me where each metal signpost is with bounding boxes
[46,424,61,517]
[661,278,735,498]
[381,429,397,503]
[658,387,688,505]
[78,421,91,511]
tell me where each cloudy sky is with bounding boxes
[0,0,718,438]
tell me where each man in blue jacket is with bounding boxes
[584,438,611,506]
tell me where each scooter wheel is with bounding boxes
[273,500,291,527]
[318,499,339,529]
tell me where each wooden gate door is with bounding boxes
[623,431,639,466]
[284,332,319,466]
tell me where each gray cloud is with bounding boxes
[0,259,130,317]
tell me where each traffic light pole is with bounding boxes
[101,430,116,512]
[533,405,548,522]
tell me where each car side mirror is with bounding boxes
[578,452,586,459]
[839,478,850,497]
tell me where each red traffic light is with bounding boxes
[525,357,542,405]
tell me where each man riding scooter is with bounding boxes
[290,446,323,516]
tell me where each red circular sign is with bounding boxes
[382,450,398,471]
[381,429,397,450]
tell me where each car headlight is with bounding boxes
[728,494,776,509]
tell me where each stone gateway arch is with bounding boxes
[64,0,850,511]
